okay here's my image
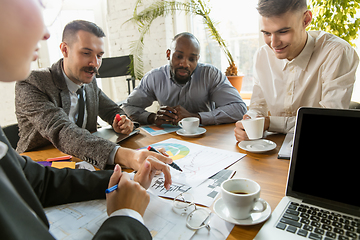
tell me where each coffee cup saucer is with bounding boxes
[213,197,271,225]
[176,127,206,137]
[238,139,276,153]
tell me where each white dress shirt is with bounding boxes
[63,72,88,128]
[248,31,359,133]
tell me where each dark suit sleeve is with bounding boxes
[1,128,151,239]
[21,156,112,207]
[94,216,152,240]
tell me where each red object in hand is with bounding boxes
[115,114,121,121]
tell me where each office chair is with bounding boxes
[96,55,136,95]
[3,123,20,149]
[349,101,360,109]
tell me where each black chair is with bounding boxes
[3,123,20,149]
[349,101,360,109]
[96,55,136,95]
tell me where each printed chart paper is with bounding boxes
[140,124,181,136]
[45,192,234,240]
[149,169,235,207]
[149,138,246,188]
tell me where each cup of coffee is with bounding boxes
[178,117,199,134]
[221,178,267,219]
[241,117,265,140]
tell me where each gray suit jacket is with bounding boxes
[15,59,124,169]
[0,128,151,239]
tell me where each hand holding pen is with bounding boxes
[106,164,150,217]
[147,146,183,172]
[106,148,173,194]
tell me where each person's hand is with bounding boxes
[148,106,177,126]
[234,115,271,142]
[115,148,172,190]
[134,160,155,189]
[173,105,200,125]
[234,114,251,142]
[113,114,133,135]
[106,164,150,217]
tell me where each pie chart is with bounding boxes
[150,143,190,160]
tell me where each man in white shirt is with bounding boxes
[234,0,359,142]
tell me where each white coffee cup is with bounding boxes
[221,178,267,219]
[178,117,199,134]
[241,117,265,140]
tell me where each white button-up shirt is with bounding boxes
[248,31,359,133]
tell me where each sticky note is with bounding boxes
[51,161,76,169]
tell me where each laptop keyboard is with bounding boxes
[276,202,360,240]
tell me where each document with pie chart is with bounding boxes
[149,138,246,188]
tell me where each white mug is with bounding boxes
[178,117,199,134]
[241,117,265,140]
[221,178,267,219]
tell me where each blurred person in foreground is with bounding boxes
[0,0,167,239]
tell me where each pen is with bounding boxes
[105,171,136,194]
[105,184,118,194]
[147,146,183,172]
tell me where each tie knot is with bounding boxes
[76,86,84,95]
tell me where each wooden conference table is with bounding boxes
[22,123,290,240]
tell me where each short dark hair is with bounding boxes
[257,0,307,17]
[62,20,105,45]
[171,32,200,48]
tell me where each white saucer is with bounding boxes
[176,127,206,137]
[213,197,271,225]
[238,139,277,153]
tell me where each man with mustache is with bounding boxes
[15,20,173,185]
[122,32,247,126]
[234,0,359,142]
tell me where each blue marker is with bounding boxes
[105,184,118,194]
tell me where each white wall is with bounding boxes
[105,0,173,103]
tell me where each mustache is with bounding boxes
[82,66,99,75]
[175,67,190,72]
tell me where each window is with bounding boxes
[192,0,259,94]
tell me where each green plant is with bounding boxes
[125,0,238,80]
[307,0,360,47]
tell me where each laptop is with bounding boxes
[255,107,360,240]
[92,125,140,144]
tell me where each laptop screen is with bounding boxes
[287,107,360,211]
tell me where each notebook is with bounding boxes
[255,107,360,240]
[92,125,140,143]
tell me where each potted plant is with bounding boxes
[126,0,243,92]
[308,0,360,47]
